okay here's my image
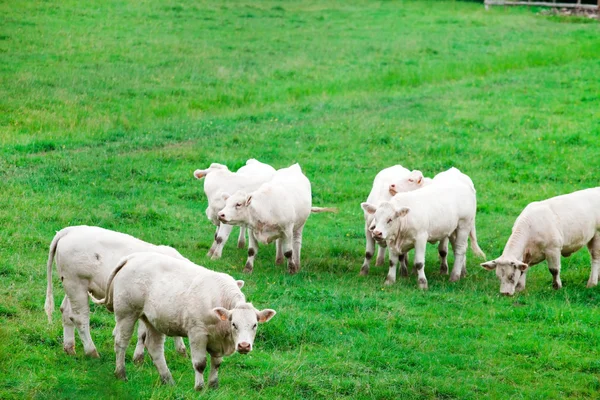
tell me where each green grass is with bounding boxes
[2,0,600,398]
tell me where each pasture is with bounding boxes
[1,0,600,398]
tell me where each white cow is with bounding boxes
[218,163,335,274]
[362,167,485,289]
[361,166,433,276]
[481,187,600,296]
[193,159,275,259]
[98,252,276,390]
[44,225,188,359]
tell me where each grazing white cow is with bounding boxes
[218,163,335,274]
[482,187,600,296]
[98,252,276,390]
[361,166,435,277]
[362,167,485,288]
[193,159,275,259]
[44,226,188,359]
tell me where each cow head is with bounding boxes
[481,257,529,296]
[218,191,252,226]
[361,201,409,243]
[389,170,426,196]
[212,303,276,354]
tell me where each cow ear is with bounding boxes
[257,309,276,323]
[395,207,410,218]
[213,307,231,321]
[481,261,497,271]
[236,280,245,289]
[221,192,230,201]
[361,203,377,215]
[194,169,208,179]
[513,261,529,272]
[245,195,252,206]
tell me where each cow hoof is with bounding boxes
[114,369,128,381]
[375,258,385,267]
[176,348,187,358]
[418,278,428,290]
[87,349,100,358]
[194,383,205,392]
[359,265,369,276]
[243,263,254,274]
[587,281,598,288]
[449,274,460,283]
[210,253,222,261]
[275,257,284,265]
[133,353,145,364]
[161,375,175,385]
[63,344,76,355]
[384,278,395,286]
[399,268,409,277]
[288,267,299,275]
[237,241,246,249]
[439,265,449,275]
[209,380,219,389]
[553,282,562,290]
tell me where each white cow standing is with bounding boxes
[193,159,275,259]
[44,225,188,359]
[482,187,600,296]
[218,163,335,274]
[362,167,485,288]
[360,166,432,276]
[97,252,276,390]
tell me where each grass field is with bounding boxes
[2,0,600,398]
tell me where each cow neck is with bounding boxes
[502,217,531,262]
[392,217,409,251]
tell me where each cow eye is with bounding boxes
[387,219,392,224]
[232,323,238,330]
[508,274,514,282]
[235,203,242,208]
[252,323,257,330]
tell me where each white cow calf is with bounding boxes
[218,163,335,274]
[44,225,188,359]
[362,167,485,288]
[194,159,275,259]
[482,187,600,296]
[99,252,276,390]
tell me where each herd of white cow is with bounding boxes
[43,158,600,390]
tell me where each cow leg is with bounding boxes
[113,314,137,381]
[275,239,284,265]
[292,224,305,273]
[174,336,187,357]
[385,250,400,285]
[63,280,99,358]
[439,238,449,275]
[449,228,469,282]
[516,271,527,292]
[133,321,147,364]
[60,295,76,355]
[414,236,428,289]
[545,249,562,290]
[586,233,600,288]
[211,223,234,260]
[399,253,409,277]
[208,355,223,389]
[207,226,219,257]
[244,231,258,273]
[143,320,174,385]
[361,224,375,275]
[375,244,386,267]
[189,333,209,391]
[237,226,247,249]
[282,231,297,274]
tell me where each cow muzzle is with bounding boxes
[237,342,252,354]
[218,213,229,223]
